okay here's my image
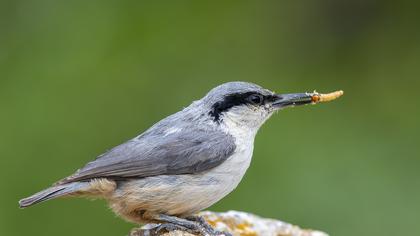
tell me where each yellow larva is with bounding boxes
[311,90,344,103]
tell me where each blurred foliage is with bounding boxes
[1,1,419,235]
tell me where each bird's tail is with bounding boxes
[19,182,88,208]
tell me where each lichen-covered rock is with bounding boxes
[130,210,328,236]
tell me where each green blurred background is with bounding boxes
[1,1,419,235]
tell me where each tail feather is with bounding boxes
[19,182,87,208]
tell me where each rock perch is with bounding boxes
[130,210,328,236]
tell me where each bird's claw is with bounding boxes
[148,223,193,235]
[187,215,232,236]
[146,214,231,236]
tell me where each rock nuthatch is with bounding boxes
[19,82,343,235]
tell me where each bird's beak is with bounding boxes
[272,90,344,109]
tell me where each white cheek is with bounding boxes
[220,106,271,140]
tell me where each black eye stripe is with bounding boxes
[209,92,268,122]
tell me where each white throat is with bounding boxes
[219,106,272,144]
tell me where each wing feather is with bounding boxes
[59,128,235,184]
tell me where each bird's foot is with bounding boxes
[146,223,193,236]
[187,215,232,236]
[144,214,231,236]
[153,214,208,235]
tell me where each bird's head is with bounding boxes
[198,81,342,135]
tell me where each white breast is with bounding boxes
[205,112,258,202]
[206,143,254,199]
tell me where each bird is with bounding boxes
[19,82,343,236]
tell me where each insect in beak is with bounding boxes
[272,90,344,109]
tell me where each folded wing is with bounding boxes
[58,128,236,184]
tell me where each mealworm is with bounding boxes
[311,90,344,103]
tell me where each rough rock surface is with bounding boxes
[130,210,328,236]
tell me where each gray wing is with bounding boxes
[59,128,236,184]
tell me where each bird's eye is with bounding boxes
[248,94,264,105]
